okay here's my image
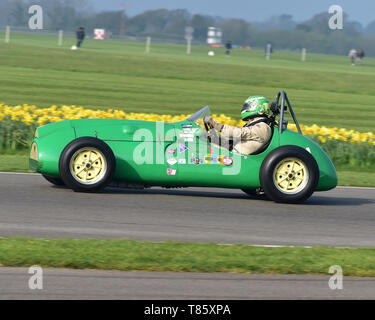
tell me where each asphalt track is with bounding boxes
[0,173,374,247]
[1,268,374,300]
[0,173,375,299]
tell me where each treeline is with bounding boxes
[1,0,375,56]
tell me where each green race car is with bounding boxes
[29,91,337,203]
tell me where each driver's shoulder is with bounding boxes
[248,120,272,137]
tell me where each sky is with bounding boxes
[91,0,375,26]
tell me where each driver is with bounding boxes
[204,96,272,155]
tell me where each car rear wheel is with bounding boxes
[260,146,319,203]
[59,137,116,192]
[42,174,65,186]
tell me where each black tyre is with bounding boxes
[59,137,116,192]
[260,146,319,203]
[42,174,65,186]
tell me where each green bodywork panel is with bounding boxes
[29,120,76,176]
[278,129,337,191]
[29,118,337,191]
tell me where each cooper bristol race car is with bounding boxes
[29,91,337,203]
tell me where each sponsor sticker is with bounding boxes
[178,159,186,164]
[166,149,177,155]
[182,128,199,134]
[182,124,193,128]
[222,156,233,166]
[167,158,177,165]
[167,168,177,176]
[205,154,219,164]
[204,154,232,166]
[190,157,203,165]
[179,144,188,153]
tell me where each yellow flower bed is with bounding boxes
[1,103,374,145]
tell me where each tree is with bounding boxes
[295,12,362,37]
[126,9,170,35]
[365,20,375,35]
[218,19,251,45]
[163,9,190,36]
[10,0,28,26]
[256,14,297,31]
[191,14,215,41]
[82,11,122,35]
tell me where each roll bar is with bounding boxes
[271,90,302,135]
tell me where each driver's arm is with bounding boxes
[204,117,245,139]
[220,124,245,139]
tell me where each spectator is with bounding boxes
[357,48,365,65]
[76,27,86,48]
[225,40,232,57]
[348,48,357,66]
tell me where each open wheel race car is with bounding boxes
[29,91,337,203]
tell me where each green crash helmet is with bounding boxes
[241,95,271,121]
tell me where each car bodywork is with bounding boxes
[29,93,337,193]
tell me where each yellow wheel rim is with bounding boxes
[69,148,107,185]
[273,158,309,194]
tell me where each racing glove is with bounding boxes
[204,117,224,132]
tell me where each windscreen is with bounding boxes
[187,106,211,127]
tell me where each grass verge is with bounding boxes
[0,237,374,277]
[0,154,374,187]
[0,35,375,132]
[0,154,30,172]
[337,171,375,187]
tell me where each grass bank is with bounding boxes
[0,33,375,132]
[0,237,374,277]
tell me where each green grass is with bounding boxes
[0,154,29,172]
[0,237,374,276]
[0,154,374,186]
[0,32,375,132]
[337,171,375,187]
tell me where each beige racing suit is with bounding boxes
[220,117,272,155]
